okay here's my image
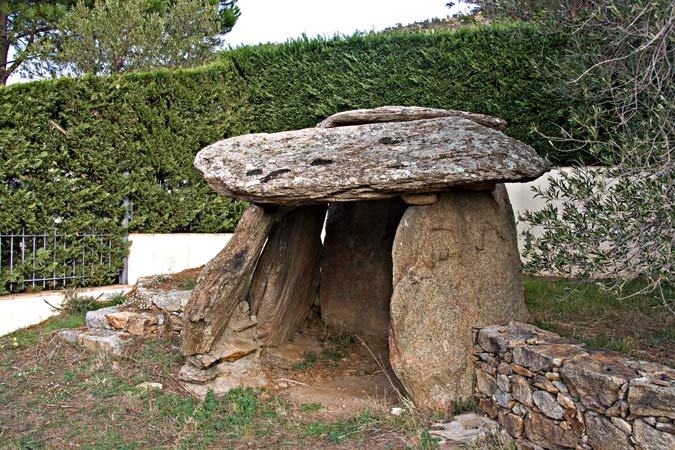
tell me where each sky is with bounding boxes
[7,0,474,85]
[223,0,472,48]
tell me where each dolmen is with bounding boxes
[181,106,549,410]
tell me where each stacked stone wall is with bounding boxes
[473,322,675,450]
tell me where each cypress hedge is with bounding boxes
[0,23,581,291]
[229,23,577,163]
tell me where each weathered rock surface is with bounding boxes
[195,116,548,205]
[524,411,579,449]
[248,205,326,346]
[560,351,638,411]
[428,413,500,449]
[78,329,132,356]
[317,105,507,131]
[180,354,268,399]
[85,305,120,329]
[585,412,633,450]
[182,204,278,356]
[628,377,675,419]
[389,186,529,409]
[320,198,407,336]
[532,390,564,420]
[633,419,675,450]
[401,192,438,205]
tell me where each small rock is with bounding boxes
[476,370,497,397]
[85,306,120,329]
[136,382,163,391]
[106,311,133,330]
[606,400,624,418]
[512,364,534,377]
[512,375,533,407]
[585,412,632,450]
[78,330,131,356]
[177,363,218,384]
[56,329,83,344]
[655,422,675,434]
[402,193,438,206]
[391,407,404,416]
[478,398,498,419]
[553,381,568,394]
[498,362,513,375]
[498,411,524,439]
[429,413,499,446]
[497,374,511,392]
[127,313,160,336]
[545,372,561,381]
[634,418,675,450]
[611,417,632,434]
[557,393,575,410]
[533,375,558,393]
[533,390,564,420]
[494,389,511,408]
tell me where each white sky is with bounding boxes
[224,0,467,48]
[8,0,473,84]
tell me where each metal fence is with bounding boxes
[0,228,124,294]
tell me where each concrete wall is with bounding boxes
[126,233,231,285]
[0,285,132,337]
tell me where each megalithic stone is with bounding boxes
[182,204,278,356]
[249,204,327,346]
[316,105,507,131]
[389,185,530,410]
[194,116,549,205]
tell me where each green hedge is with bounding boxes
[228,23,578,164]
[0,61,250,235]
[0,22,582,291]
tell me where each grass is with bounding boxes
[0,309,435,449]
[292,333,352,371]
[1,276,672,448]
[524,276,675,367]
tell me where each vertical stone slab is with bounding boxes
[320,198,407,337]
[182,204,277,356]
[390,185,529,410]
[249,205,327,346]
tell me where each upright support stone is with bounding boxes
[248,205,327,346]
[389,185,529,410]
[182,204,278,356]
[320,198,407,337]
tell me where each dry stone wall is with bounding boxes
[473,322,675,450]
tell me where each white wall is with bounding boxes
[0,285,132,337]
[126,233,232,285]
[506,168,569,254]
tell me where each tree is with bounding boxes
[480,1,674,306]
[0,0,78,85]
[24,0,240,78]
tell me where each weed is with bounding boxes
[319,348,345,362]
[419,430,440,450]
[179,278,198,290]
[300,402,322,412]
[292,351,319,371]
[451,397,477,415]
